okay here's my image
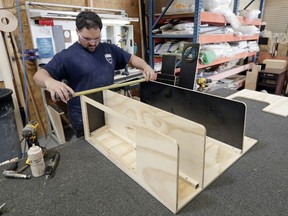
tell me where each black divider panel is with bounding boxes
[140,81,246,150]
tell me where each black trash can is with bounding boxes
[0,88,22,163]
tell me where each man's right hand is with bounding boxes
[44,78,75,102]
[33,68,75,103]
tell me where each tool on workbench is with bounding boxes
[2,170,31,179]
[196,77,212,92]
[0,203,6,215]
[6,161,18,171]
[55,77,147,101]
[0,157,19,167]
[45,151,60,180]
[15,120,47,178]
[16,163,30,174]
[22,120,47,157]
[22,120,39,148]
[2,157,30,178]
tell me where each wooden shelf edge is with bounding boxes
[199,34,259,43]
[155,12,195,19]
[154,11,261,26]
[207,62,254,81]
[198,51,257,69]
[200,11,261,26]
[153,33,258,43]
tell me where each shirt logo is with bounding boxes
[105,54,112,64]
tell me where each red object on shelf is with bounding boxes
[39,19,54,26]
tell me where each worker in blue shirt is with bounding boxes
[34,11,157,138]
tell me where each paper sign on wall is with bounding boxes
[36,37,54,59]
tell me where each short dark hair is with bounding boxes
[76,11,103,30]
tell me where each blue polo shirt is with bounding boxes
[43,42,131,128]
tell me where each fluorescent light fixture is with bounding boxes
[102,19,131,25]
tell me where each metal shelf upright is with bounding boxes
[148,0,203,68]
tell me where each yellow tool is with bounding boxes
[22,120,39,148]
[75,78,146,97]
[196,77,212,92]
[22,120,47,165]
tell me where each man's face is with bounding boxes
[77,27,101,52]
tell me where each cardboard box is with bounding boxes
[145,0,195,14]
[263,59,287,69]
[167,0,195,14]
[144,0,170,14]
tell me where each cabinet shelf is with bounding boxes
[200,11,261,26]
[155,12,195,19]
[199,34,259,44]
[207,63,254,81]
[153,34,259,43]
[198,51,257,69]
[153,34,194,39]
[257,82,276,88]
[155,11,261,26]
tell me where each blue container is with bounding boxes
[0,88,22,163]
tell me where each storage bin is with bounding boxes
[0,88,21,163]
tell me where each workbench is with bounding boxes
[0,89,288,216]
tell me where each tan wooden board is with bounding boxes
[245,64,261,90]
[102,90,206,188]
[263,59,287,69]
[136,127,179,212]
[276,43,288,58]
[81,90,257,213]
[227,89,288,117]
[46,105,65,144]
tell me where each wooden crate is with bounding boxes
[81,90,257,213]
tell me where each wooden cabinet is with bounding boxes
[81,89,257,213]
[256,68,287,95]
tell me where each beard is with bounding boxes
[86,45,96,52]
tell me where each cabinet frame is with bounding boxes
[147,0,266,87]
[81,89,257,213]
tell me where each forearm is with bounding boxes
[129,55,157,81]
[33,68,55,88]
[33,68,74,102]
[129,55,151,71]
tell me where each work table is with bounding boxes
[0,89,287,216]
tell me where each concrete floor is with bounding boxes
[39,126,78,149]
[39,135,61,149]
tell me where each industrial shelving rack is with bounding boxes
[147,0,265,88]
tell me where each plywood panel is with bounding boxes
[136,127,179,213]
[103,90,206,188]
[245,64,261,90]
[227,89,288,117]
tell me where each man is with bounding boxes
[34,11,157,138]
